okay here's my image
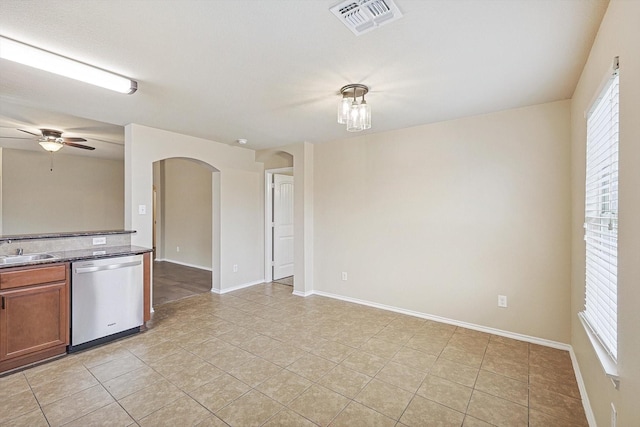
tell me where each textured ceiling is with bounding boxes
[0,0,608,155]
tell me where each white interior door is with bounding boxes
[273,174,294,280]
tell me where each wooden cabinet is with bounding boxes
[0,263,69,373]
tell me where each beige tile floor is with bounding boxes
[0,283,588,426]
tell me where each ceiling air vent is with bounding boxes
[330,0,403,36]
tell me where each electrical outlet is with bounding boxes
[233,264,238,273]
[138,204,146,215]
[176,246,180,252]
[92,237,106,245]
[341,272,348,281]
[498,295,508,308]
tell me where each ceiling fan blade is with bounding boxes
[87,137,123,146]
[17,128,41,137]
[63,142,95,150]
[62,137,88,142]
[0,136,32,139]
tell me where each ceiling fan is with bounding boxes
[17,128,96,152]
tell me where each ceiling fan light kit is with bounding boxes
[337,83,371,132]
[38,140,64,152]
[0,36,137,94]
[17,128,96,152]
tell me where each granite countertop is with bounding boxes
[0,245,152,269]
[0,230,136,243]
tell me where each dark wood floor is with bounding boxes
[274,275,293,286]
[153,261,212,306]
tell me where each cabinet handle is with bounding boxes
[74,260,141,274]
[1,296,4,310]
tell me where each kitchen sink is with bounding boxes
[0,253,58,265]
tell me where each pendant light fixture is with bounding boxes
[337,84,371,132]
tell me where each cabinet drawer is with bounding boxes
[0,264,67,290]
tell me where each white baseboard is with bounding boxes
[154,258,212,272]
[292,289,314,297]
[211,279,264,295]
[310,290,571,350]
[569,348,596,427]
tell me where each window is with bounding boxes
[580,58,619,375]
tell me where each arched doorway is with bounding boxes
[151,157,220,306]
[126,124,312,298]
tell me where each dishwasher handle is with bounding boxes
[75,260,141,274]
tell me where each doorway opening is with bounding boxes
[265,166,294,285]
[152,157,216,305]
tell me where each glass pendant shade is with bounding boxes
[338,83,371,132]
[359,100,371,130]
[39,140,64,152]
[337,97,351,124]
[346,101,363,132]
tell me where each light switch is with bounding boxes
[138,205,146,215]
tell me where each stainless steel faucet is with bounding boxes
[16,248,24,255]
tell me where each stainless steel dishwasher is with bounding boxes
[69,254,143,352]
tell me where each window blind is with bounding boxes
[583,68,619,362]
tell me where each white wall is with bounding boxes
[152,161,163,258]
[125,124,264,292]
[220,168,263,285]
[261,151,293,170]
[159,158,213,269]
[570,1,640,425]
[1,148,124,234]
[313,100,572,343]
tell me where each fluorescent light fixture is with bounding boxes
[0,36,137,94]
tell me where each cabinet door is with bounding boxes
[0,282,69,361]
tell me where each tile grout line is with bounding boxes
[4,280,586,427]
